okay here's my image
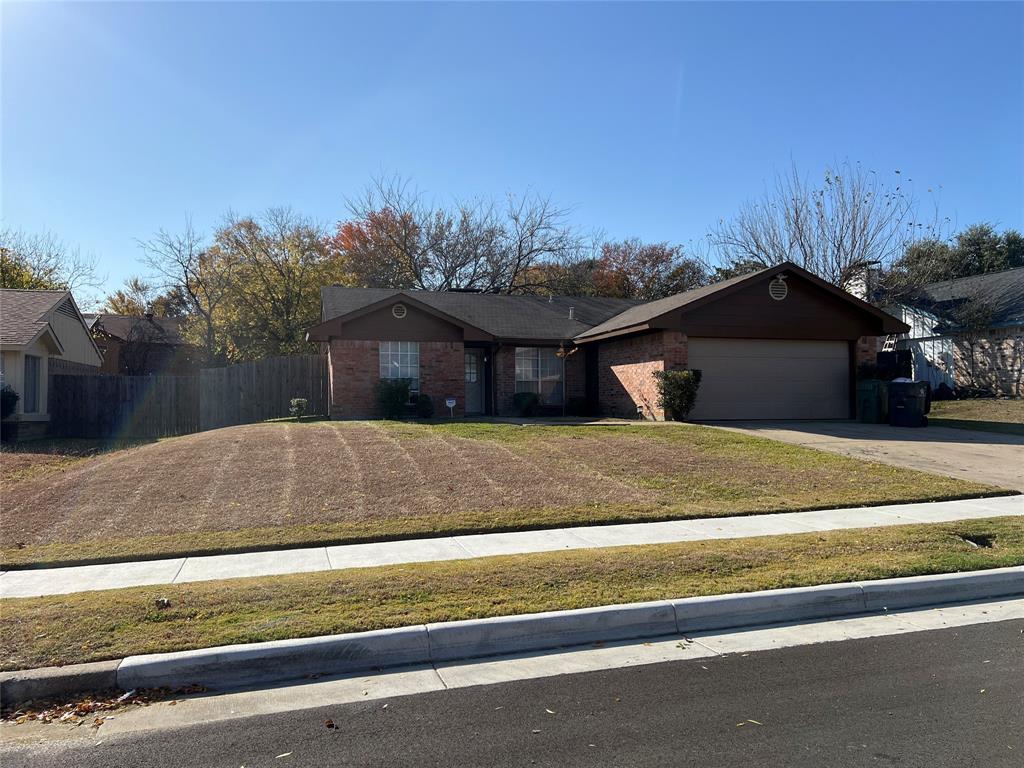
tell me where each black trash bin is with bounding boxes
[888,381,929,428]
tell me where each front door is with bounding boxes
[465,349,484,415]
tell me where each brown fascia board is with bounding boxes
[306,290,494,342]
[573,323,653,344]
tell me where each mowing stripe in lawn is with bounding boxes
[1,495,1021,599]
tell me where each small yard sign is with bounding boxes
[445,397,457,418]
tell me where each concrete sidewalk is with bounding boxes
[1,495,1020,599]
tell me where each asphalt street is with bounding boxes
[4,620,1022,768]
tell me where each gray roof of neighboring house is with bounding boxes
[319,287,641,341]
[918,268,1024,328]
[84,313,187,345]
[0,289,70,347]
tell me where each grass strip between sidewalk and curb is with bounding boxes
[2,516,1022,671]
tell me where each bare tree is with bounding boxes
[139,221,233,363]
[0,227,102,298]
[495,193,583,293]
[710,161,945,290]
[334,176,585,294]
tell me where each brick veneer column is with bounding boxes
[597,331,689,420]
[494,346,517,415]
[420,341,466,417]
[856,335,880,367]
[328,339,379,418]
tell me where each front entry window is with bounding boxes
[23,354,40,413]
[379,341,420,395]
[515,347,563,405]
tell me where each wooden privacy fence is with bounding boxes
[49,354,328,439]
[199,355,328,431]
[50,374,200,439]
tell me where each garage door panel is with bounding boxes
[687,338,849,420]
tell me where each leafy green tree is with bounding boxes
[886,223,1024,293]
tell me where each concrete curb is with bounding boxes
[3,567,1021,708]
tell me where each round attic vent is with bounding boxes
[769,275,788,301]
[392,303,408,319]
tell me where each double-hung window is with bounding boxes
[379,341,420,395]
[23,355,40,413]
[515,347,563,405]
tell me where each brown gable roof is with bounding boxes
[0,289,70,348]
[85,314,187,345]
[574,261,909,341]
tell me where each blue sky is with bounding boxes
[3,1,1022,296]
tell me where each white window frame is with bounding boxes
[515,347,563,406]
[379,341,420,396]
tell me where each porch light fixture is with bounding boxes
[555,344,578,359]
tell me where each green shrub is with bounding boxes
[288,398,308,421]
[0,385,18,420]
[414,393,435,419]
[653,369,703,421]
[512,391,540,417]
[377,379,411,419]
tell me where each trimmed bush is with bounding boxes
[0,385,18,420]
[377,379,411,419]
[414,393,435,419]
[512,391,540,417]
[288,398,308,421]
[653,369,703,421]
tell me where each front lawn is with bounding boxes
[0,438,153,486]
[1,517,1020,671]
[929,398,1024,435]
[0,420,1005,568]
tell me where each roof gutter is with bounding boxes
[573,323,653,344]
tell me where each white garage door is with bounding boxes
[686,338,850,420]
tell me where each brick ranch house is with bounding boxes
[306,262,908,421]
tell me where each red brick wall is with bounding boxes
[420,341,466,417]
[493,345,588,416]
[328,339,466,418]
[856,335,880,367]
[328,340,378,418]
[596,331,689,420]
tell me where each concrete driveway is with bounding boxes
[711,421,1024,491]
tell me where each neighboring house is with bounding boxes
[85,313,198,375]
[307,261,907,421]
[884,267,1024,396]
[0,289,103,439]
